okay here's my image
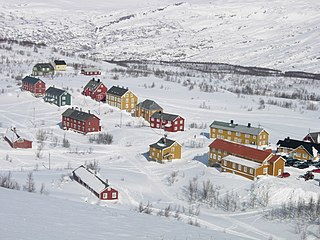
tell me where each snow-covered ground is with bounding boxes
[0,41,319,239]
[1,0,320,72]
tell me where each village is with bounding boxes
[3,59,320,201]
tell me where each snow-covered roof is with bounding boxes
[82,68,100,72]
[222,155,261,169]
[73,166,107,194]
[209,120,266,135]
[4,128,31,142]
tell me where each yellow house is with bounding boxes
[149,137,181,162]
[136,99,163,122]
[277,137,320,161]
[53,60,67,71]
[106,86,138,112]
[209,139,285,180]
[210,120,269,146]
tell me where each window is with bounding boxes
[218,156,221,161]
[303,153,307,158]
[88,122,91,126]
[263,168,267,174]
[232,163,236,169]
[244,166,247,172]
[245,134,250,138]
[171,147,174,152]
[253,136,256,139]
[212,134,216,138]
[174,127,177,130]
[218,150,221,153]
[245,140,249,144]
[249,168,253,174]
[180,120,183,124]
[238,164,241,171]
[295,152,301,157]
[212,129,216,132]
[151,118,154,121]
[236,132,241,137]
[112,192,117,199]
[227,131,231,135]
[151,123,154,127]
[213,154,216,159]
[218,129,223,134]
[224,160,227,166]
[92,127,95,131]
[152,152,154,156]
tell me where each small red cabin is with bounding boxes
[4,128,32,149]
[21,76,46,96]
[62,107,101,134]
[72,165,118,200]
[82,78,107,102]
[150,112,185,132]
[81,68,101,76]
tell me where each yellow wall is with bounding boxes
[55,65,66,71]
[136,108,161,122]
[220,160,257,180]
[210,128,269,146]
[107,91,138,112]
[277,146,313,161]
[149,143,181,161]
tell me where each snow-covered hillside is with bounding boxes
[1,0,320,72]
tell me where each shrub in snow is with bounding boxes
[23,172,36,193]
[0,172,20,190]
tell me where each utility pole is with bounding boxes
[48,152,51,170]
[120,111,122,128]
[33,107,35,127]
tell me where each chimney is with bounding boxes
[72,107,74,110]
[230,120,234,124]
[93,77,95,81]
[247,123,251,128]
[88,110,90,114]
[98,79,100,82]
[80,108,82,112]
[105,179,108,186]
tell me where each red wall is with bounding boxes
[150,116,185,132]
[99,187,118,200]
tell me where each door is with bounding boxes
[278,169,282,176]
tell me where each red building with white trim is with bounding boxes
[81,68,101,76]
[150,112,185,132]
[4,128,32,149]
[82,78,107,102]
[21,76,46,96]
[72,165,118,200]
[62,107,101,134]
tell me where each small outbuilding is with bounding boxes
[53,60,67,71]
[4,128,32,149]
[72,165,118,200]
[81,68,101,76]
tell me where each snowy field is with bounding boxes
[0,41,319,239]
[0,0,320,239]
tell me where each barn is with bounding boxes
[4,128,32,149]
[72,165,118,200]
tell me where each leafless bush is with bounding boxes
[89,133,113,145]
[36,129,48,143]
[0,172,20,190]
[62,134,70,148]
[23,172,36,193]
[167,171,179,185]
[85,160,100,174]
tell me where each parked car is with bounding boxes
[297,162,310,169]
[302,171,314,181]
[312,168,320,173]
[286,159,299,167]
[278,172,290,178]
[292,161,304,168]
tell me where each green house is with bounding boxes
[32,63,55,76]
[44,86,71,107]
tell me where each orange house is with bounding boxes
[209,139,285,180]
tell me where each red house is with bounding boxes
[72,165,118,200]
[81,68,101,76]
[21,76,46,96]
[62,107,101,134]
[4,127,32,149]
[150,112,185,132]
[82,78,107,102]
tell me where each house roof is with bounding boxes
[209,139,272,163]
[45,86,68,96]
[82,68,100,72]
[4,128,31,143]
[22,76,43,85]
[304,132,320,143]
[277,138,320,156]
[223,155,261,169]
[73,166,108,194]
[151,112,181,122]
[54,60,66,65]
[150,137,177,150]
[33,63,54,71]
[83,78,103,92]
[209,120,266,135]
[268,155,284,164]
[107,86,128,97]
[137,99,163,111]
[62,108,99,121]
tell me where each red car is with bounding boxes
[278,172,290,178]
[312,169,320,173]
